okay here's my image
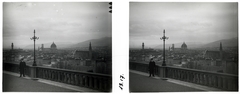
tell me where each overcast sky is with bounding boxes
[130,2,238,48]
[3,2,111,48]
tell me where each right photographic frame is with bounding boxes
[129,2,238,92]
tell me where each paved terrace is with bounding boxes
[3,71,98,92]
[130,70,222,92]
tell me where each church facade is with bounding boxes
[73,42,92,60]
[203,42,224,60]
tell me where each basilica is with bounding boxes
[38,42,57,53]
[169,42,188,53]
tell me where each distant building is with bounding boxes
[73,42,92,60]
[39,42,58,53]
[181,42,187,50]
[203,42,223,60]
[170,42,188,53]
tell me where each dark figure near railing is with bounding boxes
[148,58,156,77]
[19,58,26,77]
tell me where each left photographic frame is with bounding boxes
[3,2,112,92]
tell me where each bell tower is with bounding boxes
[89,42,92,60]
[11,43,14,50]
[220,42,223,59]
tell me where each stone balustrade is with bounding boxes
[130,61,238,91]
[3,63,112,92]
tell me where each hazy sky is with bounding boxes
[130,2,238,48]
[3,2,111,48]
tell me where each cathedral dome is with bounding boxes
[181,42,187,49]
[51,42,57,49]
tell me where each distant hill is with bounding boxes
[202,37,238,48]
[69,37,112,48]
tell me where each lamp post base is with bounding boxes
[162,61,166,66]
[32,61,37,66]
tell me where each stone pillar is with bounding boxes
[30,66,38,80]
[160,66,167,80]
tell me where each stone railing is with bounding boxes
[36,66,112,91]
[130,61,238,91]
[3,63,112,92]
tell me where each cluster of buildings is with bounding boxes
[3,42,112,75]
[129,42,238,75]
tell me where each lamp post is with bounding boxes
[160,29,168,66]
[30,29,39,66]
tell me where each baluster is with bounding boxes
[75,74,78,85]
[172,69,175,79]
[179,70,181,80]
[99,77,103,90]
[43,69,45,79]
[64,72,68,83]
[199,73,201,84]
[206,74,209,85]
[187,71,190,82]
[103,78,107,90]
[94,76,98,89]
[193,73,196,83]
[68,73,71,84]
[183,71,185,81]
[195,73,198,84]
[174,69,177,79]
[212,75,216,87]
[202,74,205,85]
[89,76,93,88]
[70,73,74,84]
[54,71,57,81]
[219,76,223,89]
[59,72,62,82]
[52,71,54,81]
[63,72,67,83]
[215,75,218,88]
[47,70,50,79]
[86,76,89,87]
[49,70,51,80]
[57,71,60,82]
[62,72,64,82]
[79,75,83,86]
[183,71,186,81]
[45,70,48,79]
[179,70,182,80]
[167,69,172,78]
[50,70,52,80]
[228,78,232,90]
[179,70,183,81]
[175,70,178,79]
[83,75,86,86]
[210,75,213,86]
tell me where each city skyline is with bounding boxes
[130,2,238,48]
[3,2,112,48]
